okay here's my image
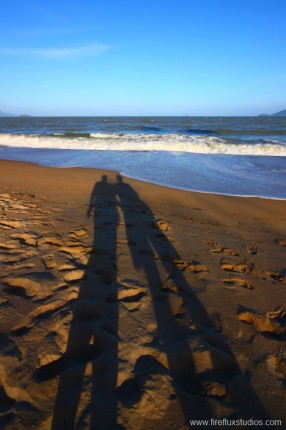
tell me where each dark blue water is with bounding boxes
[1,116,286,140]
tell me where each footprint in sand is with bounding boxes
[186,260,208,273]
[0,250,36,265]
[50,282,69,292]
[59,245,91,259]
[267,355,286,380]
[205,240,239,256]
[58,263,76,271]
[117,356,175,419]
[119,279,146,289]
[68,227,89,240]
[275,239,286,247]
[200,381,227,399]
[166,294,187,319]
[11,301,63,335]
[5,262,35,272]
[63,270,85,283]
[204,240,217,247]
[10,233,37,247]
[222,277,254,290]
[2,277,40,298]
[2,275,62,301]
[238,307,286,336]
[37,353,63,369]
[0,382,15,414]
[267,271,285,282]
[38,236,63,247]
[0,242,18,250]
[0,365,36,415]
[117,280,147,311]
[221,263,251,273]
[247,245,257,255]
[0,220,24,229]
[162,255,186,269]
[222,248,239,256]
[160,279,182,293]
[118,287,146,303]
[152,218,170,232]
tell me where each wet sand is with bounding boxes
[0,160,286,429]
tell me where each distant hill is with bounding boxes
[258,109,286,117]
[0,111,31,117]
[0,110,13,117]
[272,109,286,116]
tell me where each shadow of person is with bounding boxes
[115,174,268,425]
[50,175,120,429]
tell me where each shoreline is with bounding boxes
[1,143,286,200]
[1,157,286,203]
[1,158,286,215]
[1,158,286,428]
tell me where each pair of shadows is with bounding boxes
[44,175,267,429]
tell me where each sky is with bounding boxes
[0,0,286,116]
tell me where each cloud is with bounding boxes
[0,43,111,60]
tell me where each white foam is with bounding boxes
[0,132,286,156]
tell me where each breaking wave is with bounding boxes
[0,132,286,156]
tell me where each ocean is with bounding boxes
[0,116,286,199]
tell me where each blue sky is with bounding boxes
[0,0,285,116]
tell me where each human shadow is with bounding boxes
[49,175,120,429]
[48,173,268,429]
[114,175,268,425]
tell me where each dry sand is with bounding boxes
[0,160,285,429]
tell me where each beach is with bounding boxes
[0,159,285,429]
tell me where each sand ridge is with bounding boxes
[0,160,286,429]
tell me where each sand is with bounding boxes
[0,159,285,429]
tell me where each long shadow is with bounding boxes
[115,175,268,425]
[49,175,120,429]
[47,174,268,429]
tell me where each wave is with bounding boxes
[127,125,162,132]
[183,128,286,136]
[0,132,286,156]
[184,128,218,136]
[53,132,91,138]
[214,128,286,136]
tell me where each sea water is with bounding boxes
[0,116,285,199]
